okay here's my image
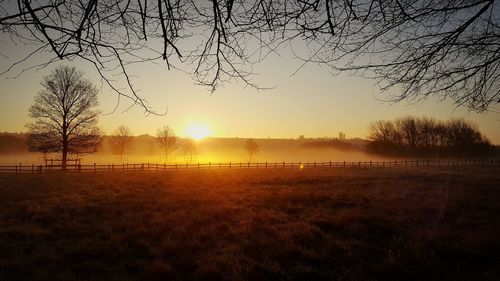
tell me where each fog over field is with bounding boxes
[0,135,395,165]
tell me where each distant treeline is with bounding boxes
[367,117,496,157]
[0,133,27,154]
[0,133,159,155]
[301,138,366,151]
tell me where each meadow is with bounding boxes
[0,166,499,281]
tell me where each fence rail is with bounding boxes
[1,159,500,175]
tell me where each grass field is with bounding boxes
[0,167,499,281]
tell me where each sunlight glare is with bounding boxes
[186,124,210,140]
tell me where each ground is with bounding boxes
[0,167,499,281]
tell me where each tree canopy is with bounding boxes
[367,116,495,157]
[26,65,102,169]
[109,126,134,162]
[244,138,259,162]
[2,0,499,112]
[156,126,177,161]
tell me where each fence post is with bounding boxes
[78,164,81,173]
[283,161,285,168]
[229,162,231,168]
[265,162,267,168]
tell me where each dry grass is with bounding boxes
[0,167,499,281]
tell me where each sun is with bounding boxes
[186,124,210,141]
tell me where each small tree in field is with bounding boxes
[182,139,197,163]
[244,139,259,162]
[109,126,133,162]
[26,66,102,170]
[156,126,177,162]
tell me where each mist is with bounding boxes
[0,136,394,165]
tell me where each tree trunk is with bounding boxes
[62,133,68,171]
[61,117,68,171]
[62,143,68,171]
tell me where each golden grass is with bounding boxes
[0,167,499,281]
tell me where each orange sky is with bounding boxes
[1,42,499,144]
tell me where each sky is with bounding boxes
[1,36,499,144]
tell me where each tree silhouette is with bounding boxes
[367,116,494,157]
[244,138,259,162]
[182,139,197,163]
[26,65,102,170]
[156,126,177,162]
[1,1,499,112]
[109,126,134,162]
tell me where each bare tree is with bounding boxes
[109,126,134,162]
[1,1,499,112]
[26,65,102,170]
[156,126,177,162]
[182,138,198,163]
[367,116,494,157]
[244,138,259,162]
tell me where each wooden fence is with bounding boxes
[1,159,500,175]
